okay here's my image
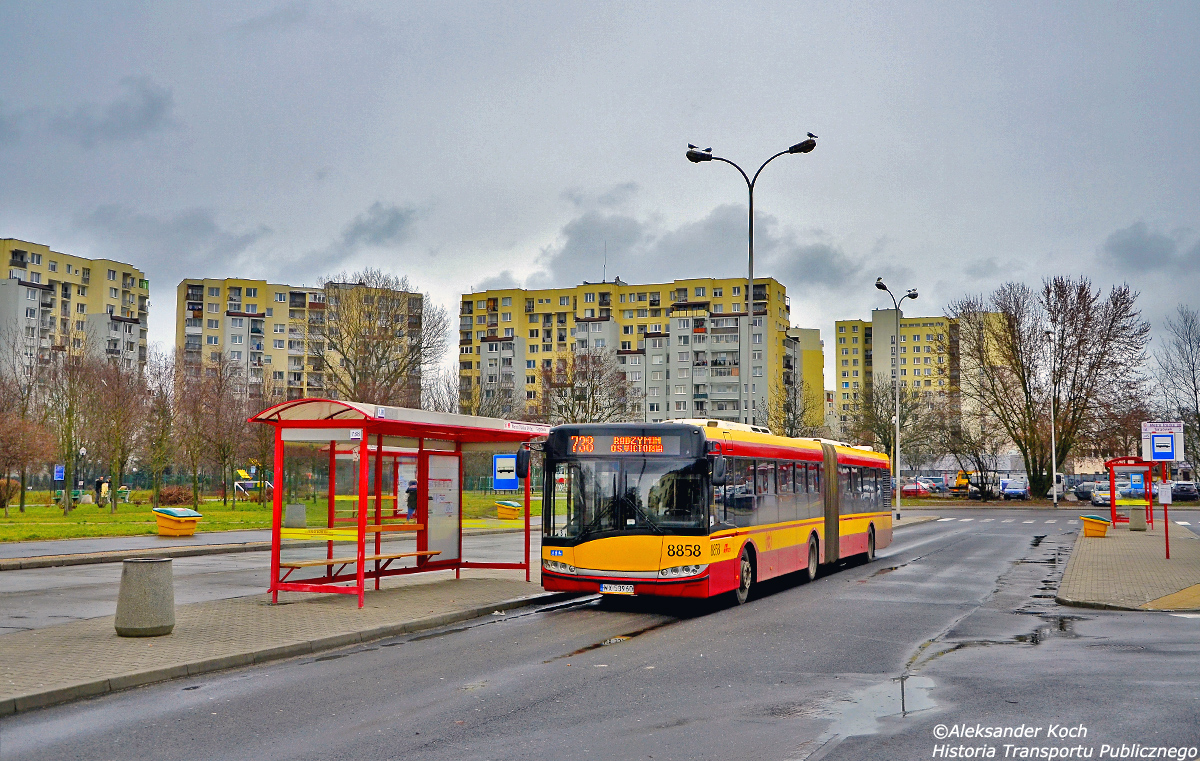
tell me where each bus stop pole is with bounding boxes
[524,453,531,582]
[270,426,284,604]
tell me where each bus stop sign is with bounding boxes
[493,454,519,490]
[1142,422,1184,462]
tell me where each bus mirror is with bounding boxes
[516,447,530,479]
[711,456,727,485]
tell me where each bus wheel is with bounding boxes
[867,525,876,562]
[735,546,754,605]
[805,536,819,582]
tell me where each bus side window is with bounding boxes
[729,458,754,527]
[779,462,796,523]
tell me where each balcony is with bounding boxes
[460,302,473,315]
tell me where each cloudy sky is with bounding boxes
[2,2,1197,386]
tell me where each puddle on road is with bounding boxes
[545,620,674,662]
[786,677,938,760]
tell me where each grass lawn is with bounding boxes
[0,491,542,543]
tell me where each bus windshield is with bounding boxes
[544,457,708,538]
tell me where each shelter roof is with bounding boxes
[249,398,550,444]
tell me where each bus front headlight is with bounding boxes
[658,564,708,578]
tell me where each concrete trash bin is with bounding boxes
[1129,507,1147,531]
[284,504,307,528]
[115,558,175,637]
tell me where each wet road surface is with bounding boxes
[2,509,1199,760]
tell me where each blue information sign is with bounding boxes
[54,464,65,481]
[493,454,519,490]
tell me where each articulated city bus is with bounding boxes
[539,419,892,603]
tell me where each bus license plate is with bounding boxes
[600,583,634,595]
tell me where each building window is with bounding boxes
[501,312,511,321]
[584,293,595,303]
[206,335,219,345]
[694,287,706,297]
[273,339,284,349]
[501,297,512,307]
[559,296,570,306]
[207,319,220,329]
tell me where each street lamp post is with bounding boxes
[1046,329,1058,508]
[875,278,918,516]
[687,137,817,425]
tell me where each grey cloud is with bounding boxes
[0,102,20,145]
[473,270,521,291]
[596,182,640,208]
[341,202,417,248]
[524,202,861,295]
[1101,221,1178,271]
[965,257,1000,278]
[51,78,176,148]
[234,1,310,34]
[77,205,270,271]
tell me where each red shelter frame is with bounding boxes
[1104,456,1168,526]
[250,399,549,608]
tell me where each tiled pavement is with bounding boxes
[1056,519,1200,611]
[0,570,553,716]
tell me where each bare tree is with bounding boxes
[43,344,93,515]
[538,348,643,424]
[765,378,827,438]
[948,277,1150,496]
[88,358,146,513]
[930,395,1008,500]
[202,353,249,508]
[140,348,176,509]
[0,414,53,518]
[0,321,46,512]
[846,373,933,463]
[1157,305,1200,462]
[174,353,210,509]
[422,365,463,414]
[312,269,450,406]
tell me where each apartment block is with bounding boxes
[1,238,149,371]
[831,308,955,429]
[174,278,423,403]
[459,277,819,425]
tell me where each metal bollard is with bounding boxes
[115,558,175,636]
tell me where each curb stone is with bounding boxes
[0,525,538,571]
[0,591,577,717]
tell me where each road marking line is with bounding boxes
[1045,520,1057,523]
[1023,520,1035,523]
[958,518,974,522]
[981,519,994,522]
[1170,613,1200,619]
[937,518,956,522]
[1002,519,1015,523]
[1069,520,1078,524]
[1176,521,1191,525]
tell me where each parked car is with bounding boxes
[1091,485,1113,507]
[1003,477,1031,500]
[1074,481,1100,501]
[901,480,931,498]
[917,476,948,494]
[1171,480,1199,501]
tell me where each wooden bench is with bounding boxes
[279,550,440,569]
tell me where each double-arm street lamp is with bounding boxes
[686,137,817,425]
[875,278,918,515]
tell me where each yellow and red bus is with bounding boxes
[540,419,892,603]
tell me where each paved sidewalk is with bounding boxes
[0,519,540,570]
[1056,519,1200,611]
[0,570,558,716]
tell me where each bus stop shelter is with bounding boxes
[250,399,549,607]
[1105,456,1168,526]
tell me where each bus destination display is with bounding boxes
[569,435,681,455]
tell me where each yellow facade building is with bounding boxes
[459,277,823,426]
[174,278,320,399]
[2,238,149,369]
[831,309,955,429]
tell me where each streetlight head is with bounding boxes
[789,138,817,154]
[875,278,888,291]
[908,289,919,300]
[686,147,713,163]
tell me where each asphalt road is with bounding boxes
[0,532,536,632]
[3,508,1199,760]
